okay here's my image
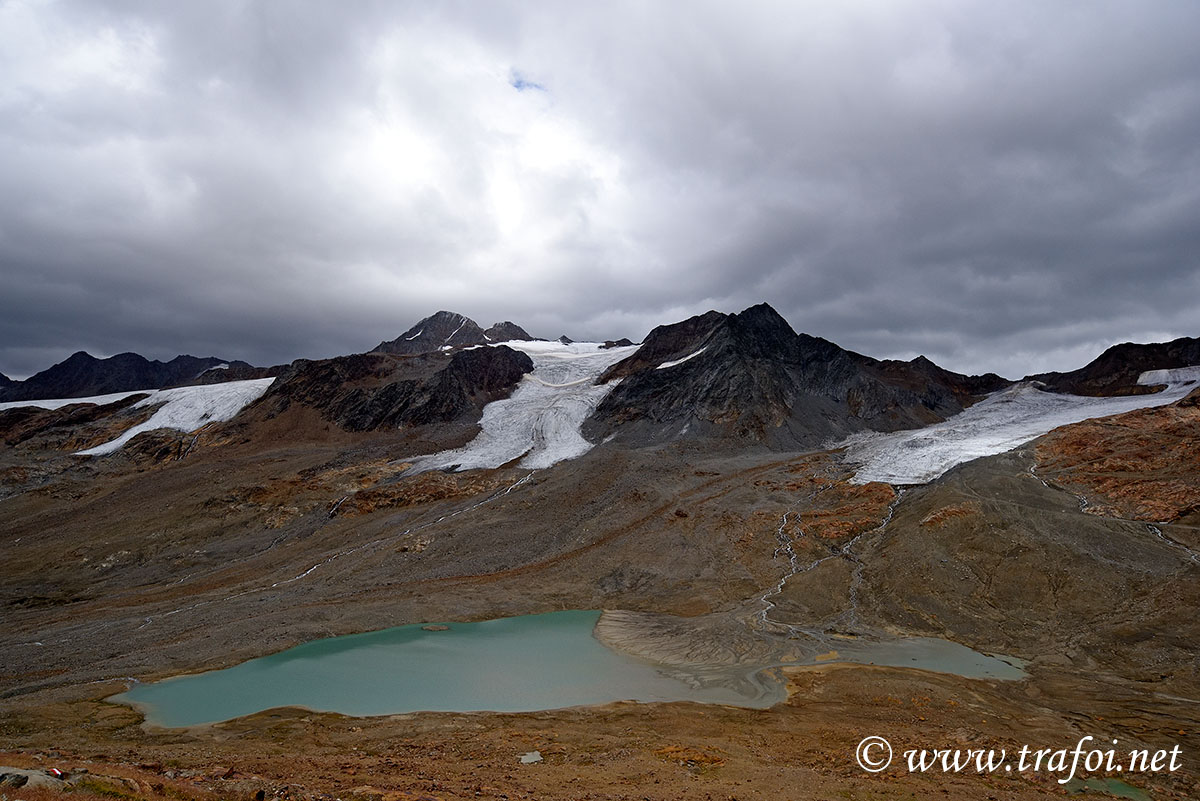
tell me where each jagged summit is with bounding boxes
[586,302,1010,448]
[372,311,536,355]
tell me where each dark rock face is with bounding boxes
[0,352,256,402]
[257,345,533,431]
[599,311,725,381]
[601,338,636,349]
[0,372,12,388]
[1027,336,1200,396]
[178,362,280,387]
[587,303,1009,448]
[856,354,1010,406]
[373,311,536,355]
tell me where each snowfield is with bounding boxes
[842,366,1200,485]
[404,341,638,473]
[0,379,276,457]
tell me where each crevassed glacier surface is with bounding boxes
[404,341,637,473]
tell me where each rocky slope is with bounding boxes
[587,303,1008,448]
[1035,387,1200,525]
[0,351,260,402]
[372,310,535,354]
[252,345,534,432]
[0,393,152,450]
[1027,335,1200,395]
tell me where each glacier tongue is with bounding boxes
[75,378,276,457]
[404,341,637,473]
[0,378,276,456]
[842,366,1200,485]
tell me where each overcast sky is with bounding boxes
[2,1,1198,379]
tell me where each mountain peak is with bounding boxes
[589,302,1008,448]
[373,312,536,355]
[485,321,534,342]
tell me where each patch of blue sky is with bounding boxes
[509,69,547,92]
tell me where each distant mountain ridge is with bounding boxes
[1026,336,1200,396]
[373,311,536,355]
[5,308,1197,437]
[0,351,261,403]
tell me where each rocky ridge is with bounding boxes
[0,351,262,403]
[586,303,1009,448]
[252,345,534,432]
[1027,335,1200,396]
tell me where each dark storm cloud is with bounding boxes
[1,0,1198,380]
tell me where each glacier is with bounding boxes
[842,366,1200,485]
[0,379,276,457]
[403,341,637,473]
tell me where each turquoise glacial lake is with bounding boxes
[114,610,778,727]
[114,610,1025,728]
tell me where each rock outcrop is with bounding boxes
[372,311,535,355]
[587,303,1008,448]
[1027,336,1200,396]
[255,345,534,431]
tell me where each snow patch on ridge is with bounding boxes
[656,346,707,370]
[404,341,637,473]
[843,367,1200,485]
